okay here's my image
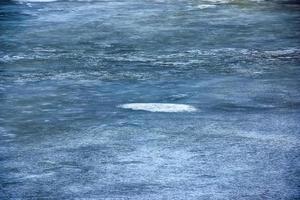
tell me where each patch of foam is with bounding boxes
[235,131,299,148]
[204,0,231,3]
[264,49,300,57]
[0,55,25,62]
[22,172,55,180]
[196,4,217,9]
[119,103,197,113]
[16,0,57,2]
[0,127,15,138]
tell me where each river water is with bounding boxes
[0,0,300,199]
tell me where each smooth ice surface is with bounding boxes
[119,103,197,112]
[0,0,300,199]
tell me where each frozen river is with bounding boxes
[0,0,300,199]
